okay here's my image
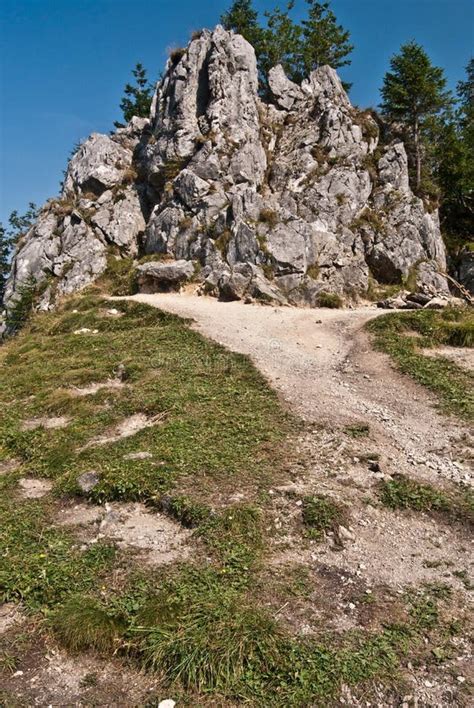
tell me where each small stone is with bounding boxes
[114,363,128,382]
[158,701,176,708]
[338,525,355,542]
[456,676,466,683]
[295,500,303,507]
[77,471,100,493]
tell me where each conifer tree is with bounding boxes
[301,1,353,84]
[380,41,452,191]
[114,63,154,128]
[262,2,303,83]
[221,0,265,56]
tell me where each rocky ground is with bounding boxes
[1,294,472,706]
[128,292,472,488]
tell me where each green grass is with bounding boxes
[367,308,474,420]
[0,482,116,611]
[301,494,346,539]
[316,292,343,308]
[344,422,370,438]
[0,293,470,705]
[53,571,456,705]
[52,596,124,652]
[379,474,473,526]
[0,294,289,503]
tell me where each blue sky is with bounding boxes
[0,0,472,225]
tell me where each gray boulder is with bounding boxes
[136,260,195,292]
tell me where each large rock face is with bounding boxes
[4,26,449,313]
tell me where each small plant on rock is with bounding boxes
[259,208,279,229]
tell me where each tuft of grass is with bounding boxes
[136,577,281,692]
[316,292,343,309]
[214,228,232,256]
[379,474,473,526]
[306,263,320,280]
[97,255,137,296]
[259,208,279,229]
[367,308,473,420]
[169,47,186,65]
[301,494,345,539]
[52,596,124,653]
[345,423,370,438]
[379,475,450,513]
[199,504,263,569]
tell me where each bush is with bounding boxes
[316,292,343,308]
[5,276,38,333]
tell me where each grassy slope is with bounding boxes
[0,295,471,705]
[367,307,474,420]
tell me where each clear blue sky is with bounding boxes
[0,0,472,225]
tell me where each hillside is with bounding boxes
[1,22,473,708]
[1,286,473,705]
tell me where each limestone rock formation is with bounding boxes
[4,26,450,315]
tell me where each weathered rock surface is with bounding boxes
[136,260,195,292]
[457,250,474,295]
[4,25,450,314]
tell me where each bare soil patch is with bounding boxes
[18,478,53,499]
[0,603,23,635]
[0,459,20,476]
[69,378,126,397]
[0,633,159,707]
[21,416,70,431]
[423,345,474,372]
[57,501,192,564]
[82,412,167,448]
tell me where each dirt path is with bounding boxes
[127,293,471,488]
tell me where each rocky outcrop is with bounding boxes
[4,26,450,314]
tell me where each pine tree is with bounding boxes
[261,2,303,83]
[435,59,474,248]
[8,202,39,240]
[380,41,452,191]
[301,1,353,84]
[114,63,154,129]
[221,0,265,56]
